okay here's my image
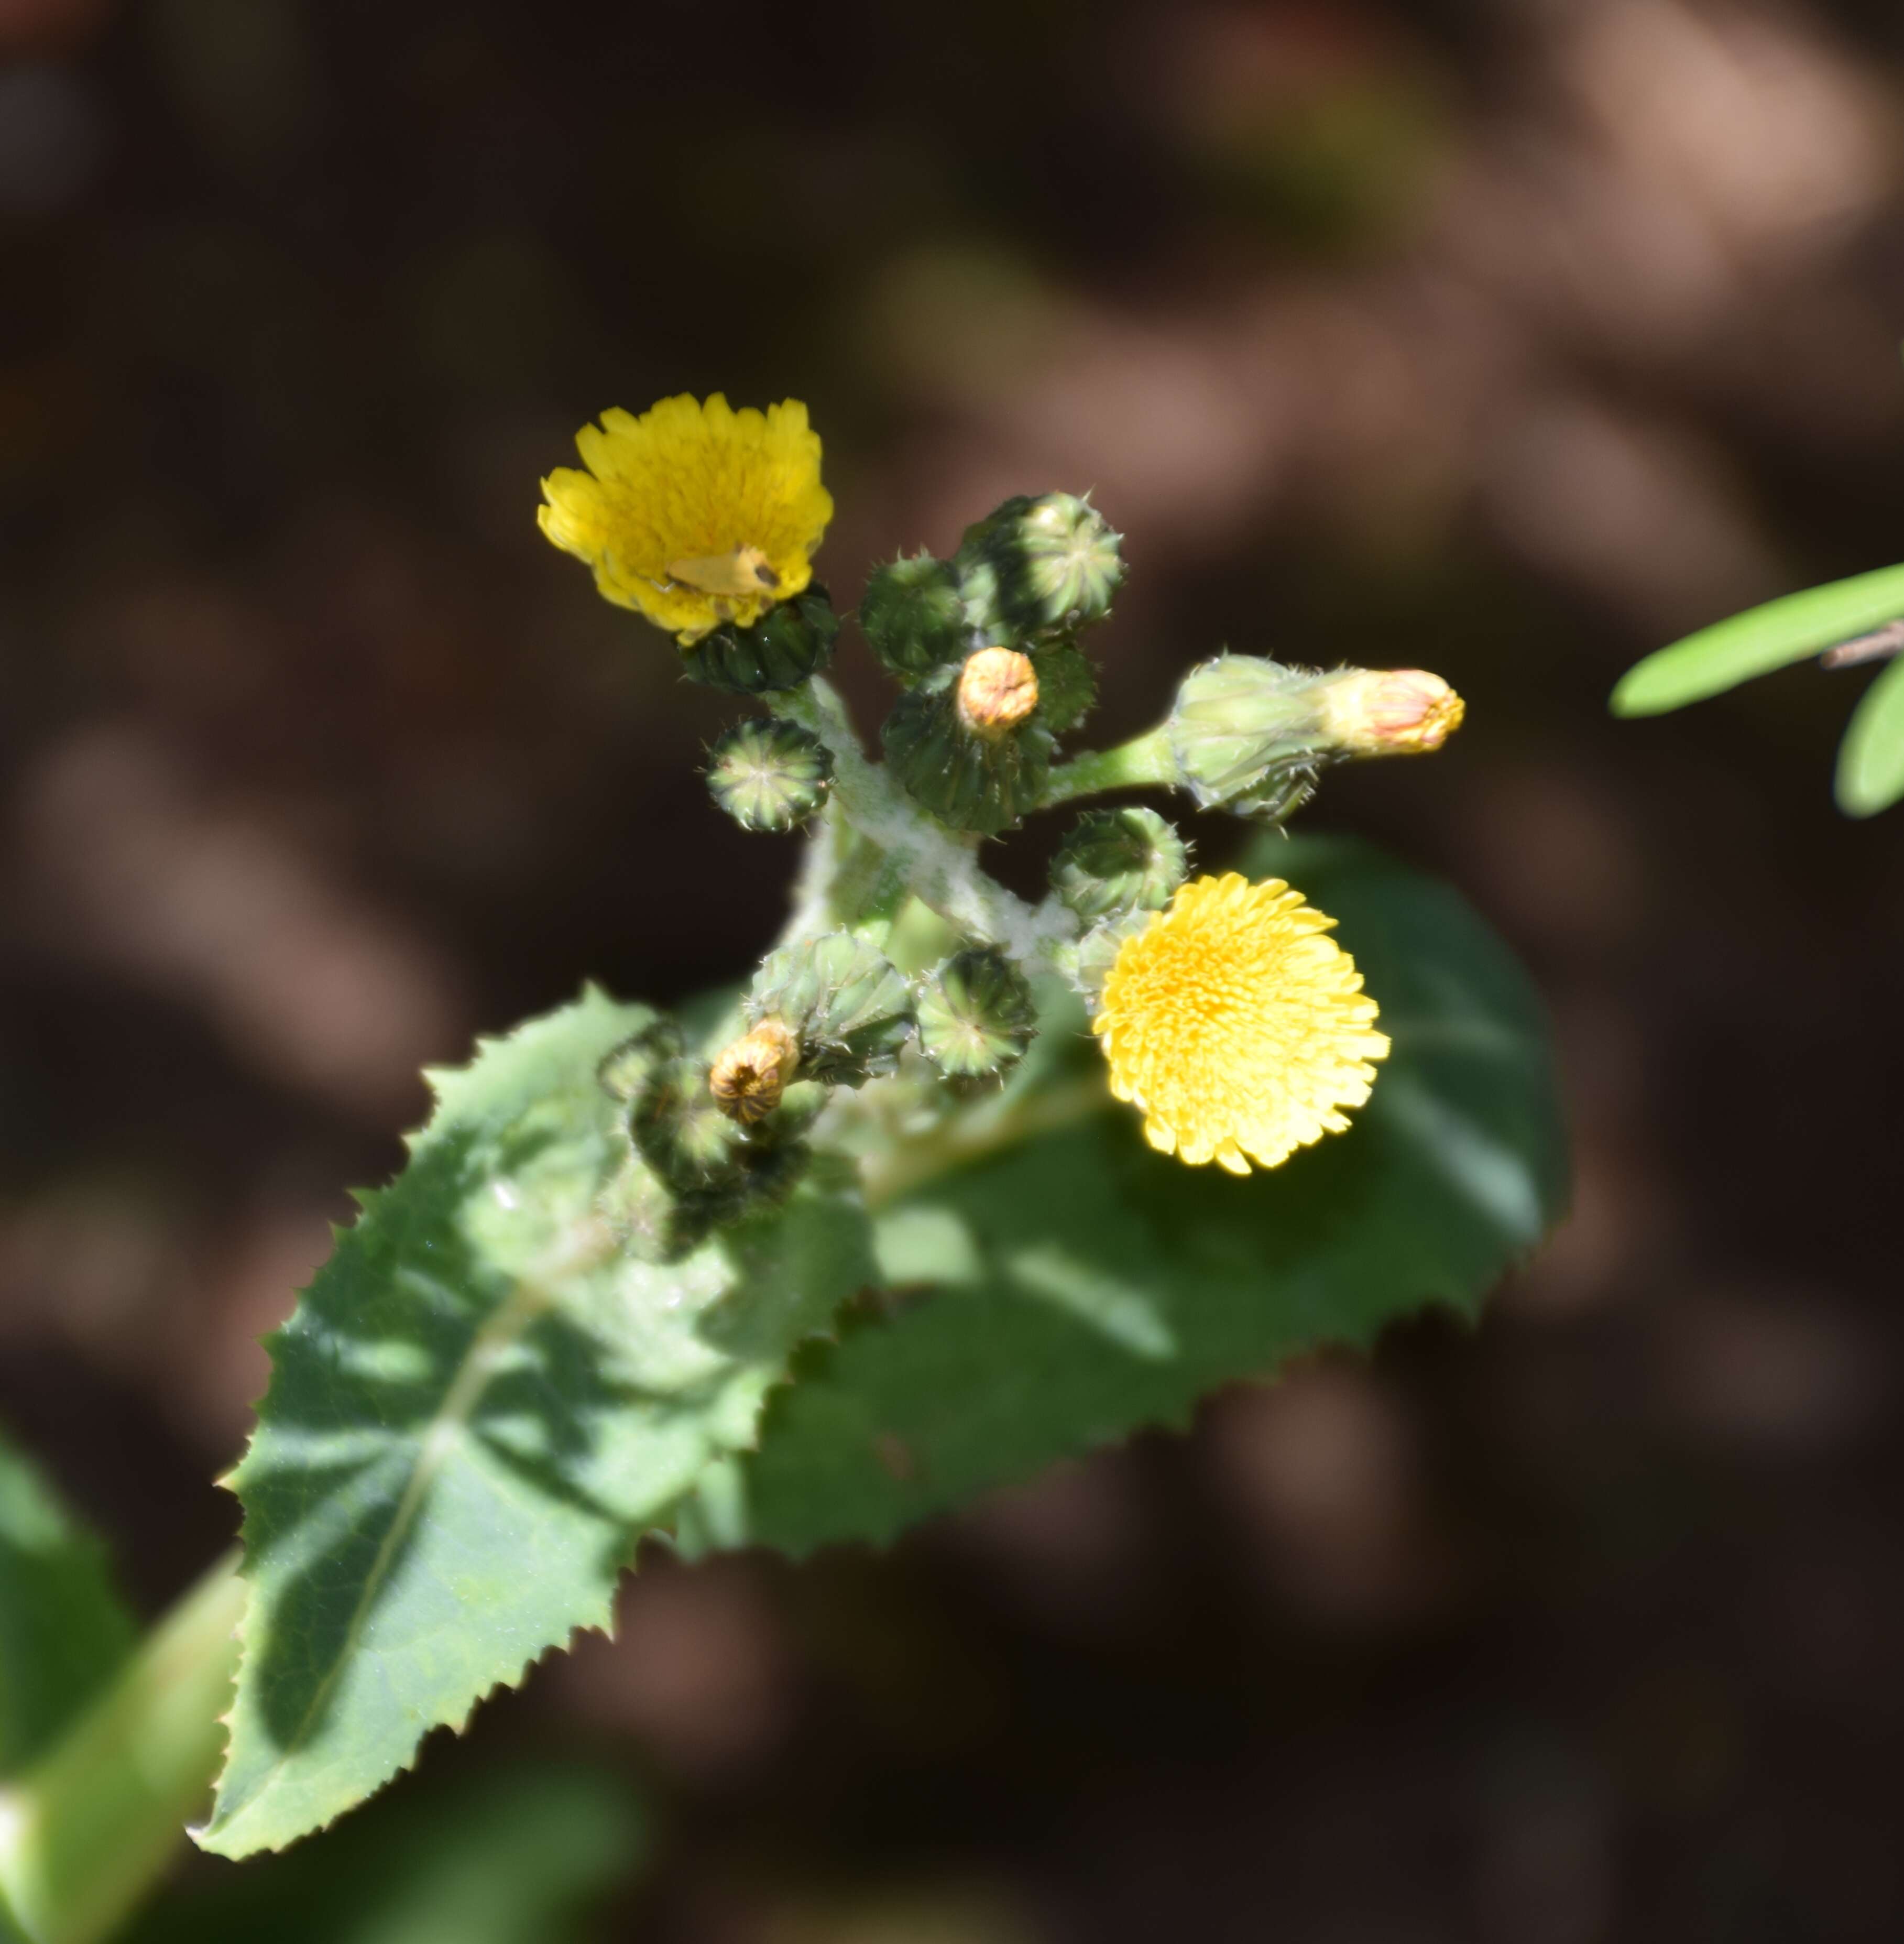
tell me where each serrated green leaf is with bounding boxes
[1834,653,1904,816]
[0,1426,135,1776]
[1611,561,1904,716]
[200,988,874,1859]
[720,837,1567,1552]
[131,1761,642,1944]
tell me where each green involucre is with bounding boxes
[705,717,833,833]
[913,948,1039,1082]
[678,589,839,694]
[747,934,915,1088]
[1051,806,1189,923]
[881,663,1055,834]
[858,553,969,682]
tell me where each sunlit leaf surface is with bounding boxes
[719,837,1567,1552]
[201,990,874,1858]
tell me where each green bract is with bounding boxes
[882,662,1055,834]
[747,933,915,1087]
[679,588,839,694]
[859,552,969,681]
[705,716,833,832]
[957,492,1123,639]
[1167,653,1326,821]
[1052,806,1189,922]
[913,947,1038,1081]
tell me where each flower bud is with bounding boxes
[747,933,914,1087]
[622,1048,813,1260]
[679,587,839,694]
[1051,806,1189,923]
[883,657,1054,834]
[1028,641,1096,735]
[708,1018,801,1123]
[1315,669,1464,756]
[956,646,1040,736]
[1063,912,1150,1001]
[705,716,833,833]
[596,1014,683,1103]
[957,492,1123,639]
[860,552,969,682]
[1168,656,1465,822]
[914,947,1038,1082]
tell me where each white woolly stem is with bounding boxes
[780,677,1076,963]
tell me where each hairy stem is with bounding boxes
[1039,725,1178,809]
[781,678,1073,963]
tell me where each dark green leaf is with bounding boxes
[1611,562,1904,716]
[716,837,1567,1552]
[0,1425,135,1775]
[1834,653,1904,817]
[201,989,874,1858]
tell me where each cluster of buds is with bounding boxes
[863,493,1121,834]
[539,393,1468,1252]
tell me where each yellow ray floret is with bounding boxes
[538,394,833,643]
[1092,872,1391,1174]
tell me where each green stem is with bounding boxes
[1040,725,1178,809]
[0,1553,244,1944]
[781,678,1074,963]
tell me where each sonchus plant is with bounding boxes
[0,394,1568,1938]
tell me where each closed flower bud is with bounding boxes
[1315,668,1464,757]
[1167,654,1329,822]
[679,587,839,694]
[747,933,915,1087]
[957,492,1123,639]
[631,1054,753,1192]
[705,716,833,833]
[708,1018,800,1123]
[957,646,1040,736]
[1169,657,1465,822]
[1028,641,1097,735]
[596,1014,683,1103]
[860,552,969,682]
[883,658,1054,834]
[914,947,1038,1081]
[1051,806,1189,923]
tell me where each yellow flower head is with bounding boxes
[538,394,833,643]
[1092,872,1390,1175]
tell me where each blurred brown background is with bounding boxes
[4,0,1904,1937]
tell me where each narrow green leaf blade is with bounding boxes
[725,836,1567,1552]
[1611,561,1904,716]
[1835,652,1904,816]
[0,1426,136,1775]
[200,988,874,1858]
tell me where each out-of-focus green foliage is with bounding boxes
[1834,653,1904,817]
[1611,562,1904,716]
[133,1762,641,1944]
[0,1427,135,1776]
